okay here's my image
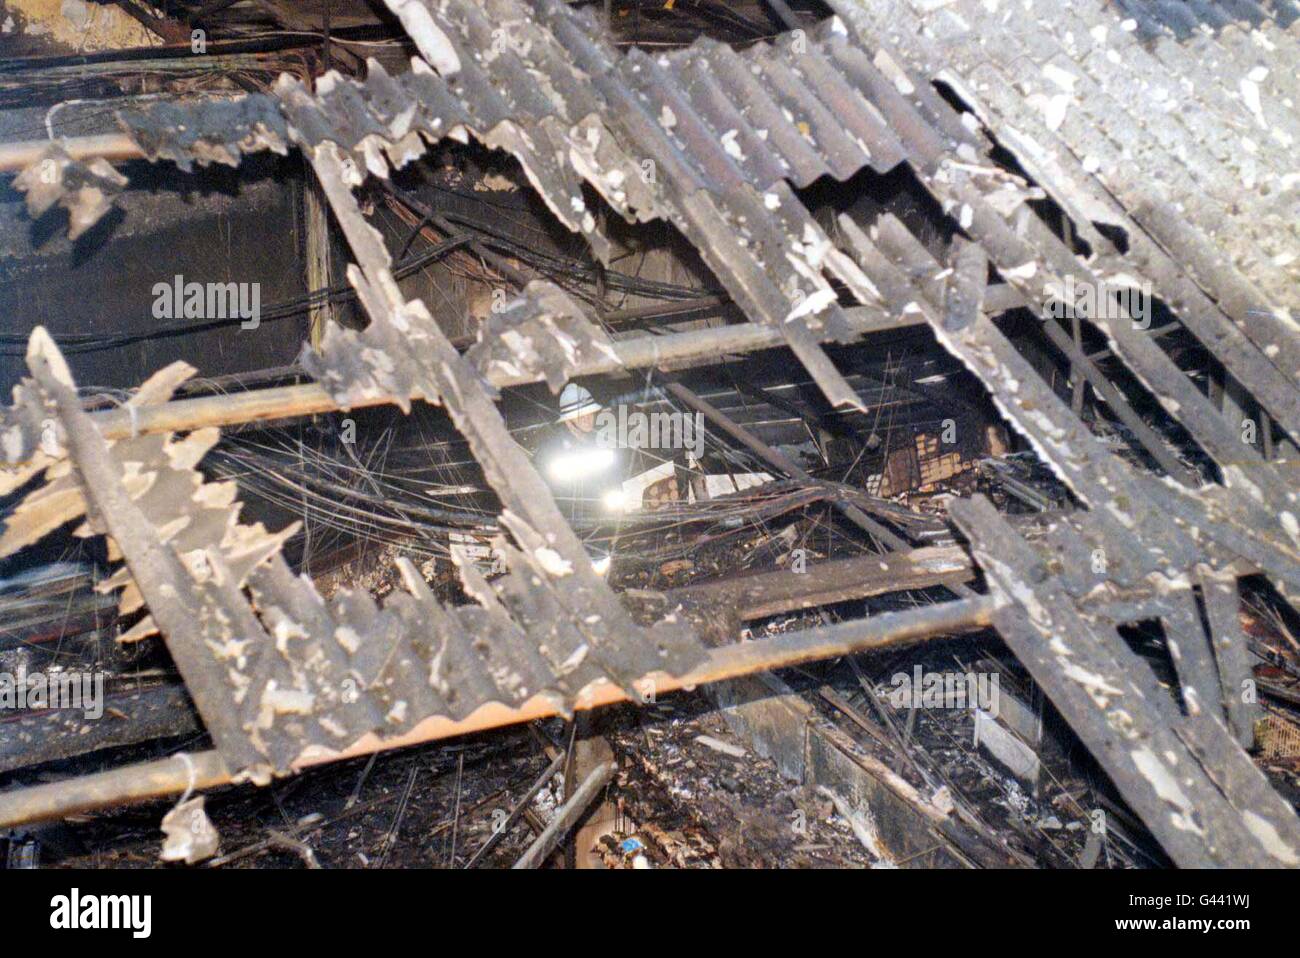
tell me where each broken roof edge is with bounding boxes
[0,593,999,829]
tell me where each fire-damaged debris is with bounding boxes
[115,97,290,172]
[112,0,907,412]
[2,0,1300,874]
[159,796,220,865]
[465,282,621,394]
[12,143,127,240]
[2,329,703,777]
[951,494,1300,868]
[0,356,297,647]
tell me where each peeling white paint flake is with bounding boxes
[1281,511,1300,547]
[720,129,744,161]
[334,625,362,655]
[785,287,836,323]
[385,701,408,725]
[1242,810,1300,865]
[1003,261,1037,281]
[262,684,315,717]
[1042,63,1078,93]
[534,547,573,577]
[1240,77,1267,128]
[659,104,677,130]
[1041,93,1070,132]
[1131,746,1203,835]
[388,0,460,75]
[559,643,589,672]
[1252,29,1277,53]
[795,223,831,269]
[1061,661,1124,706]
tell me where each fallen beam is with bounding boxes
[0,684,199,775]
[663,380,950,556]
[512,761,615,869]
[0,594,996,827]
[67,308,917,449]
[666,544,974,621]
[0,134,145,173]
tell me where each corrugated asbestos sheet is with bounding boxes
[4,0,1300,865]
[120,0,915,411]
[11,144,128,241]
[5,329,702,776]
[831,0,1300,372]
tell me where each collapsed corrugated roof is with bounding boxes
[1,0,1299,868]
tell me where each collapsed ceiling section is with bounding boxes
[1,0,1299,870]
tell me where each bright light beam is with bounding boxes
[546,446,616,483]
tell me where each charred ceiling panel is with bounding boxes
[952,494,1299,868]
[0,152,308,393]
[463,280,622,393]
[115,97,289,171]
